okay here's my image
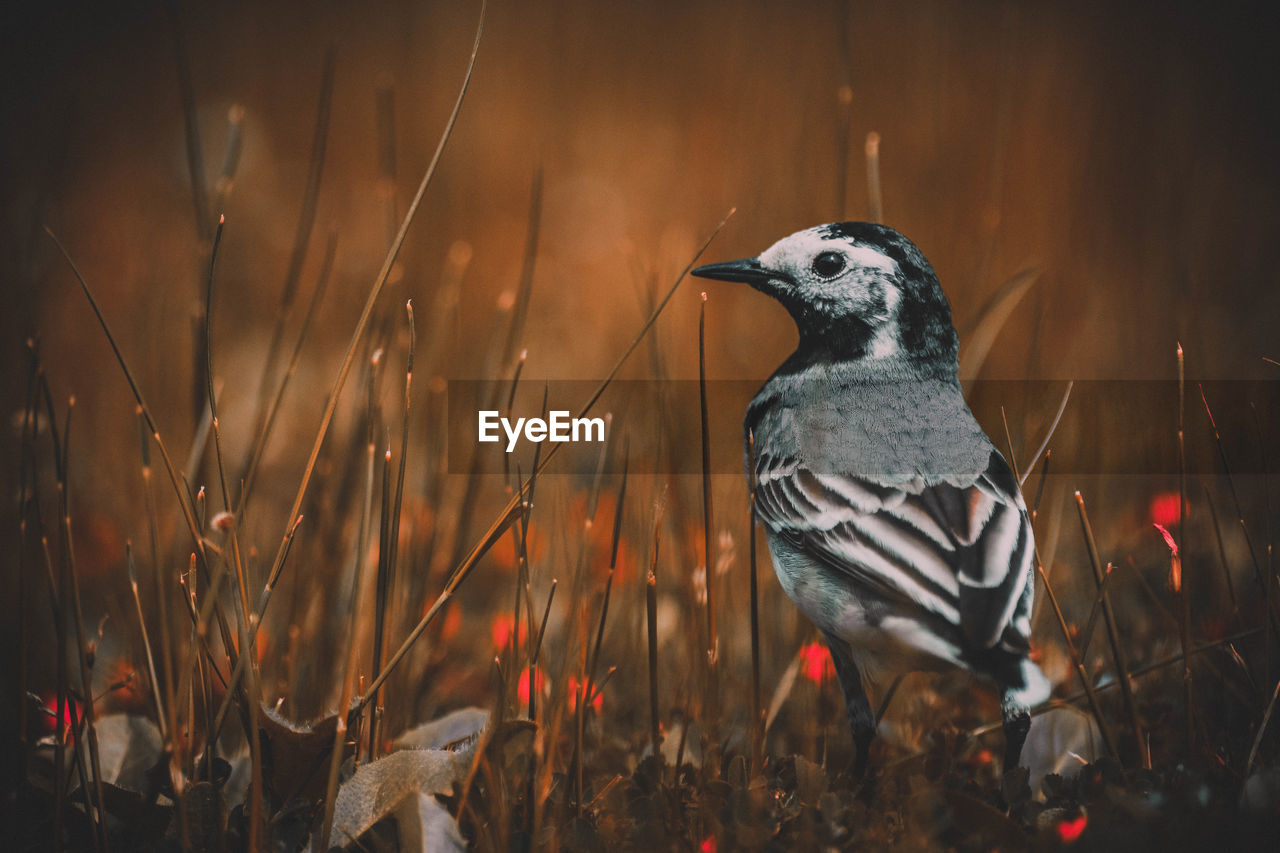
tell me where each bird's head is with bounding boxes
[693,222,958,374]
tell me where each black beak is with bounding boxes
[691,257,783,288]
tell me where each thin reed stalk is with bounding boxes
[168,2,210,242]
[698,292,719,732]
[647,499,666,756]
[203,217,266,849]
[834,0,854,217]
[1029,568,1121,758]
[1077,562,1118,662]
[317,436,378,853]
[127,545,167,737]
[1019,381,1073,488]
[14,352,36,801]
[586,449,628,709]
[1200,384,1277,635]
[57,401,109,853]
[1076,491,1150,767]
[1177,344,1194,754]
[137,408,178,766]
[865,132,883,223]
[210,104,245,217]
[369,301,415,758]
[368,445,393,760]
[996,413,1117,758]
[1247,678,1280,773]
[747,430,763,771]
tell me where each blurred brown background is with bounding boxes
[3,0,1279,729]
[5,0,1279,386]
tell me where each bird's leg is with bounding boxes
[821,631,876,777]
[1000,695,1032,770]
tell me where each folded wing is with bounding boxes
[754,449,1034,652]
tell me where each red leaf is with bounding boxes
[1057,814,1087,843]
[799,642,835,684]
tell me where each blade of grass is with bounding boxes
[1019,381,1073,488]
[698,293,719,733]
[531,581,558,681]
[1203,487,1241,615]
[256,1,487,642]
[14,347,38,797]
[573,434,625,817]
[1077,562,1119,662]
[500,168,543,374]
[1031,450,1052,523]
[168,1,210,240]
[369,301,415,758]
[998,409,1117,759]
[317,436,379,853]
[182,381,218,490]
[865,132,883,223]
[208,515,304,745]
[368,444,393,760]
[747,429,763,771]
[958,266,1041,390]
[647,496,667,756]
[57,400,108,853]
[586,445,628,706]
[26,383,71,847]
[1200,384,1277,635]
[210,104,245,218]
[127,545,167,738]
[1249,401,1274,668]
[1077,491,1149,767]
[502,349,528,491]
[203,220,266,848]
[1176,344,1194,754]
[137,408,178,764]
[1246,677,1280,774]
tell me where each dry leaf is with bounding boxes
[319,748,470,850]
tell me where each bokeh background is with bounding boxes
[4,0,1280,789]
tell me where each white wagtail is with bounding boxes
[693,222,1049,773]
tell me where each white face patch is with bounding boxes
[865,286,901,358]
[843,243,900,274]
[759,229,899,280]
[758,227,902,357]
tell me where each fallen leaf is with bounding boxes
[320,748,471,849]
[392,706,489,752]
[89,713,162,792]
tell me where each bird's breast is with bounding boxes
[746,369,992,488]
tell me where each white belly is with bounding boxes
[768,537,962,687]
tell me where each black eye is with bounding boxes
[811,251,846,278]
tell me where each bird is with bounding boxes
[692,221,1049,775]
